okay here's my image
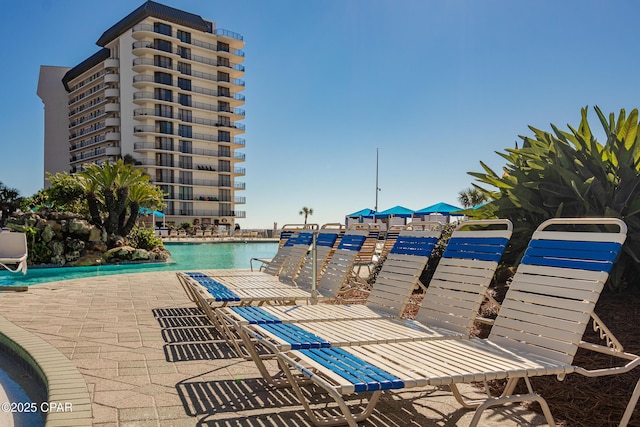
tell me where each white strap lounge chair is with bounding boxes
[0,232,28,275]
[277,218,640,427]
[225,220,512,384]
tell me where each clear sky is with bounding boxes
[2,0,640,228]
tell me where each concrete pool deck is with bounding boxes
[0,271,550,426]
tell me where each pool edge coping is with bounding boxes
[0,315,92,426]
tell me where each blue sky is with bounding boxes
[2,0,640,228]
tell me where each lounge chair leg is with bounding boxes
[620,376,640,427]
[278,352,381,426]
[468,392,555,427]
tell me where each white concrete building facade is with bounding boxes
[38,1,246,227]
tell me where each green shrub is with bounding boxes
[468,106,640,291]
[128,225,163,251]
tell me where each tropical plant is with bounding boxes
[78,160,165,243]
[128,224,163,251]
[467,106,640,290]
[457,187,487,208]
[0,182,21,226]
[299,206,314,224]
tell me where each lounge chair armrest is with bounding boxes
[474,316,495,326]
[589,312,624,352]
[574,342,640,377]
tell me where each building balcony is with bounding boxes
[132,92,245,117]
[105,132,120,141]
[105,117,120,127]
[131,59,246,88]
[234,167,245,176]
[234,196,246,204]
[234,181,246,190]
[104,88,119,98]
[153,177,235,187]
[163,208,245,218]
[131,75,245,105]
[104,59,119,69]
[133,108,245,131]
[132,23,245,56]
[104,73,119,84]
[132,42,245,74]
[133,125,244,145]
[134,142,233,159]
[234,152,246,161]
[105,102,119,113]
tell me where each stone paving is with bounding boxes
[0,271,550,426]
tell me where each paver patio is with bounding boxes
[0,272,550,426]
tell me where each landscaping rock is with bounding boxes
[41,226,55,243]
[131,249,150,261]
[68,218,91,236]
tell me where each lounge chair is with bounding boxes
[182,228,368,311]
[378,225,403,259]
[276,218,639,427]
[225,219,512,384]
[348,223,380,277]
[0,232,28,275]
[250,223,319,271]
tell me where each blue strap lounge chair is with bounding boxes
[276,218,640,427]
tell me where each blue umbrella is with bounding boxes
[373,205,414,219]
[346,208,376,218]
[138,207,165,217]
[414,202,462,216]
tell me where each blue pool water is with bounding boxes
[0,242,278,287]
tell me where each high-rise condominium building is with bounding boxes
[37,1,246,228]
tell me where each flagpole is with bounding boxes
[375,148,379,212]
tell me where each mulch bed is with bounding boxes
[478,287,640,427]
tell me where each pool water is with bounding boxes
[0,242,277,287]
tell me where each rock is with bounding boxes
[131,249,150,261]
[65,251,81,262]
[50,255,66,266]
[48,240,65,257]
[69,218,91,236]
[42,226,55,243]
[65,237,86,252]
[88,226,102,242]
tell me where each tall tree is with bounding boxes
[299,206,314,224]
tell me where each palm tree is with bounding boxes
[299,206,314,224]
[78,160,164,244]
[458,187,487,208]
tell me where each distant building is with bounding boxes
[37,0,246,228]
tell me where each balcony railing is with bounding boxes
[214,28,244,42]
[132,91,246,116]
[133,108,245,130]
[132,75,245,101]
[133,125,245,145]
[134,142,238,158]
[132,23,245,56]
[153,176,236,187]
[132,42,245,72]
[163,208,245,217]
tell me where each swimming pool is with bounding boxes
[0,242,277,287]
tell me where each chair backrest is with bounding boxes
[277,232,315,283]
[348,223,381,265]
[316,229,368,296]
[292,228,343,287]
[379,226,404,258]
[278,224,319,248]
[365,221,443,316]
[416,219,513,335]
[0,232,28,259]
[488,218,627,364]
[263,232,300,276]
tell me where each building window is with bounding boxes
[218,145,231,157]
[218,101,231,112]
[179,186,193,200]
[179,140,192,153]
[219,175,231,187]
[217,71,230,82]
[218,86,230,97]
[177,30,191,44]
[218,131,231,142]
[155,104,172,118]
[219,189,231,202]
[218,160,231,172]
[178,109,192,122]
[177,78,191,91]
[178,124,192,138]
[178,93,191,107]
[154,55,172,69]
[179,155,192,169]
[155,137,173,151]
[154,71,172,86]
[218,116,231,126]
[153,22,172,36]
[178,46,191,60]
[153,39,172,53]
[179,171,192,185]
[156,153,173,167]
[154,87,172,102]
[177,62,191,75]
[217,57,230,68]
[217,41,230,52]
[159,185,173,199]
[155,121,173,134]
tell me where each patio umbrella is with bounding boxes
[138,207,165,227]
[346,208,376,218]
[414,202,462,216]
[373,205,414,218]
